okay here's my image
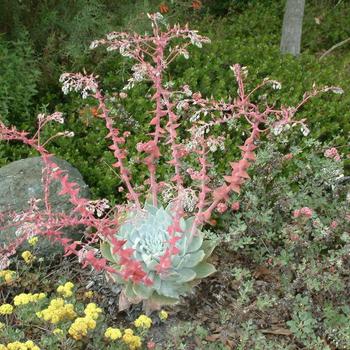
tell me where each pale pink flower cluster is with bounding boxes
[324,147,341,161]
[86,199,110,218]
[37,112,64,124]
[293,207,313,219]
[59,73,98,99]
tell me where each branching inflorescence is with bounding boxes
[0,13,341,290]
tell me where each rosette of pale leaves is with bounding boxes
[101,202,217,310]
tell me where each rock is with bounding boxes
[0,156,90,256]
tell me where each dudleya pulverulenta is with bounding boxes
[101,201,217,310]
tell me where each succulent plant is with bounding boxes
[101,202,217,310]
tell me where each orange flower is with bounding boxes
[159,3,169,13]
[209,219,217,226]
[91,107,99,117]
[192,0,202,10]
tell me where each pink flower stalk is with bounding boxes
[0,14,338,284]
[324,147,341,161]
[0,120,149,285]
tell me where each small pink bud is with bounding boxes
[231,201,240,211]
[147,341,156,349]
[330,220,338,229]
[293,209,300,218]
[136,142,144,152]
[300,207,313,218]
[192,92,202,101]
[290,234,299,241]
[283,153,293,161]
[182,101,189,110]
[324,147,341,161]
[293,207,312,219]
[217,203,228,213]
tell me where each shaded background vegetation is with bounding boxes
[0,0,349,199]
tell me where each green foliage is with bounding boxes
[323,304,350,349]
[212,135,349,349]
[0,31,40,124]
[287,295,329,349]
[303,0,350,53]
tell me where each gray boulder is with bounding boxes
[0,156,90,256]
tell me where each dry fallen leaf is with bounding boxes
[206,334,221,342]
[253,266,279,282]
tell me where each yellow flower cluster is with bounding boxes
[68,303,102,340]
[159,310,168,320]
[14,293,46,306]
[134,315,152,329]
[84,303,102,319]
[104,327,122,340]
[68,316,96,340]
[0,270,16,284]
[27,236,38,247]
[0,304,13,315]
[36,298,76,324]
[84,291,94,299]
[0,340,40,350]
[52,328,63,336]
[21,251,35,264]
[56,282,74,298]
[122,329,142,350]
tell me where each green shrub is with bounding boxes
[0,31,40,124]
[211,135,349,349]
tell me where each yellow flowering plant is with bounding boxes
[104,327,122,340]
[0,253,166,349]
[159,310,168,321]
[0,270,16,285]
[27,236,39,247]
[56,282,75,298]
[0,304,14,315]
[134,315,152,329]
[21,251,35,265]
